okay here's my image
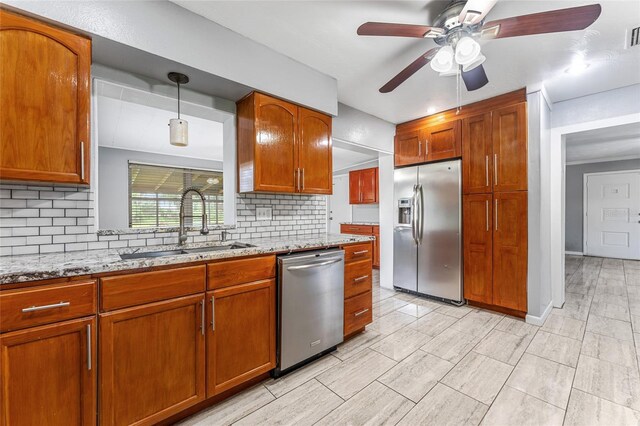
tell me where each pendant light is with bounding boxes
[168,72,189,147]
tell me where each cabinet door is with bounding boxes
[349,170,361,204]
[492,103,527,192]
[360,168,378,204]
[463,194,493,304]
[0,10,90,184]
[207,279,276,396]
[424,120,461,162]
[254,93,298,193]
[298,108,332,194]
[373,226,380,268]
[493,191,528,312]
[462,113,493,194]
[99,295,205,426]
[394,131,423,167]
[0,317,96,426]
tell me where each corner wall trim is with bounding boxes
[565,251,583,256]
[526,301,553,326]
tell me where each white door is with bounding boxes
[585,171,640,260]
[327,175,351,234]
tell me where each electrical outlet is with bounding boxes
[256,206,273,221]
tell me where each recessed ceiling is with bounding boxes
[565,121,640,163]
[173,0,640,124]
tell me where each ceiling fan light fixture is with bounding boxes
[423,27,446,38]
[455,36,481,65]
[480,24,500,39]
[463,10,482,25]
[430,45,454,72]
[462,53,486,72]
[439,61,460,76]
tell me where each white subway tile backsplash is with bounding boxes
[12,245,39,255]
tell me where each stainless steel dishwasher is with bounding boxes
[274,248,344,377]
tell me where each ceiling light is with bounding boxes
[565,58,590,75]
[168,72,189,147]
[455,36,481,65]
[462,53,486,72]
[430,46,454,73]
[439,61,460,77]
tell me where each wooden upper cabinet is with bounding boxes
[394,130,422,167]
[349,167,378,204]
[0,317,96,426]
[207,279,276,397]
[492,103,527,192]
[463,194,493,305]
[0,10,91,185]
[99,295,205,426]
[492,191,528,312]
[424,120,461,162]
[237,92,332,194]
[462,113,493,194]
[298,108,332,194]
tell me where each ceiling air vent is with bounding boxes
[627,26,640,48]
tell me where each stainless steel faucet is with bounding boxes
[179,187,209,245]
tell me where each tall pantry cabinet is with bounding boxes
[461,95,528,315]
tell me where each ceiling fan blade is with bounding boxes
[481,4,601,39]
[459,0,498,26]
[358,22,443,38]
[461,65,489,91]
[379,48,440,93]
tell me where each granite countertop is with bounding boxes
[0,234,374,284]
[341,222,380,226]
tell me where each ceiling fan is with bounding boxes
[357,0,602,93]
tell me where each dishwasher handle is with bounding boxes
[286,257,343,271]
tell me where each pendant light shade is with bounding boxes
[168,72,189,147]
[430,46,455,73]
[455,36,481,66]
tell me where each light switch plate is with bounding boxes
[256,206,273,221]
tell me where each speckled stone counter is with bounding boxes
[0,234,374,284]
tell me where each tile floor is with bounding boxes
[180,256,640,425]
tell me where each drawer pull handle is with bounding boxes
[22,301,70,313]
[353,250,369,255]
[200,299,205,336]
[354,275,369,282]
[354,308,369,317]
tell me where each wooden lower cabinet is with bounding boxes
[206,279,276,397]
[99,294,206,426]
[0,316,96,426]
[340,225,379,268]
[463,194,493,305]
[493,191,528,312]
[342,242,373,337]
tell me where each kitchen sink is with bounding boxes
[120,243,255,260]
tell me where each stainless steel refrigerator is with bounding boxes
[393,159,462,304]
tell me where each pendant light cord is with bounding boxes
[177,82,181,119]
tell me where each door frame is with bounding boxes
[547,112,640,311]
[582,169,640,257]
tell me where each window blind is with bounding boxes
[128,162,224,228]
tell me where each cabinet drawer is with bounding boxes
[100,265,205,311]
[208,255,276,289]
[344,291,372,336]
[345,260,372,299]
[340,224,373,235]
[0,281,96,332]
[344,243,372,263]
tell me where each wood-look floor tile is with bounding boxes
[370,327,432,362]
[589,301,631,322]
[580,332,637,369]
[265,354,340,398]
[586,314,634,342]
[316,348,396,400]
[368,311,416,336]
[378,350,454,402]
[505,353,575,409]
[473,329,533,365]
[450,310,503,338]
[564,389,640,426]
[421,327,481,364]
[540,313,586,340]
[494,316,538,337]
[315,381,413,426]
[395,302,437,318]
[410,312,458,337]
[441,352,513,405]
[397,383,488,426]
[436,304,474,319]
[526,330,581,368]
[234,379,342,426]
[480,386,565,426]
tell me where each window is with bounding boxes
[128,162,223,228]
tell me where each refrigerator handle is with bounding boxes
[418,184,424,243]
[411,184,418,245]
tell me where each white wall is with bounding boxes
[4,0,338,115]
[334,103,395,153]
[378,154,395,289]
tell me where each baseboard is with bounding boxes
[525,301,553,326]
[565,251,583,256]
